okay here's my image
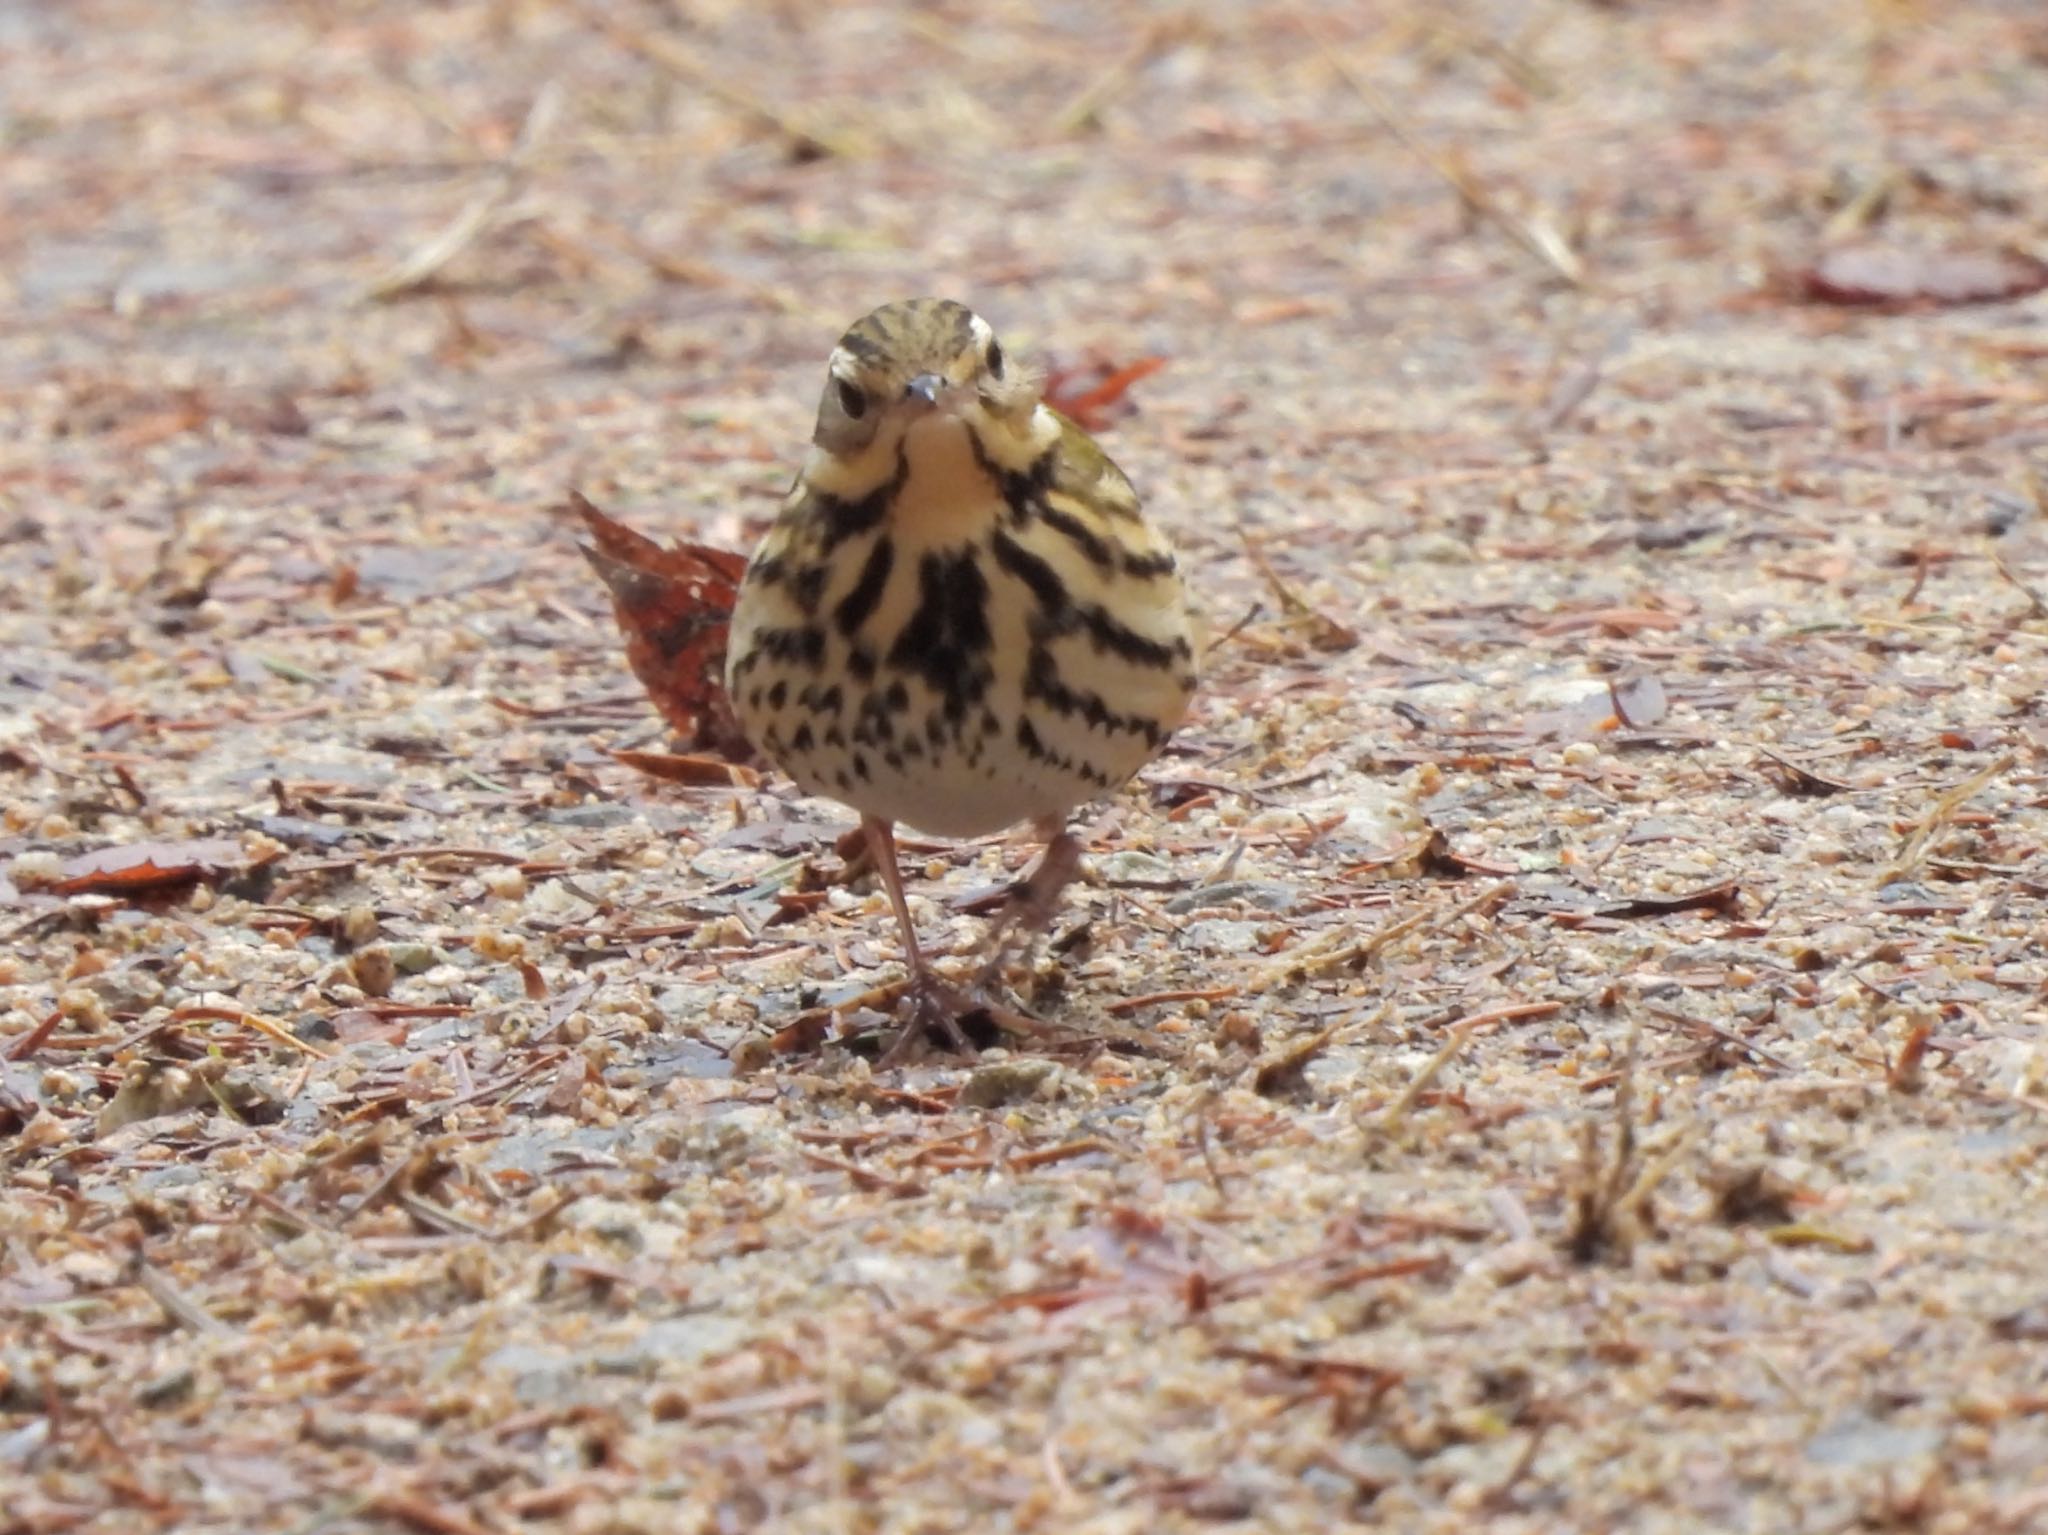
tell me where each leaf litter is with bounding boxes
[7,3,2048,1532]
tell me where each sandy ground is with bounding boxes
[6,2,2048,1531]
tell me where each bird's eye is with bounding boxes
[985,340,1005,377]
[836,378,868,418]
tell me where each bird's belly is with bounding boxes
[825,748,1070,841]
[758,652,1179,840]
[727,475,1195,842]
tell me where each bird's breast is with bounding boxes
[727,421,1193,840]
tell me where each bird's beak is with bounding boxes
[902,373,944,409]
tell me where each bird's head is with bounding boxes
[810,298,1042,470]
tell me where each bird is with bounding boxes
[725,298,1196,1058]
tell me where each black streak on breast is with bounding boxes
[833,535,895,636]
[887,548,992,721]
[815,445,909,554]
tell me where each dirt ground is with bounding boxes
[6,2,2048,1531]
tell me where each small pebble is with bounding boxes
[960,1057,1060,1108]
[473,928,525,962]
[350,947,397,998]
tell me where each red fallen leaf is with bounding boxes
[1939,727,2004,751]
[572,491,754,762]
[5,1010,63,1062]
[610,747,761,788]
[1042,355,1167,431]
[1799,244,2048,309]
[770,1012,836,1055]
[52,838,246,896]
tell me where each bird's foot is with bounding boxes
[859,813,1061,1066]
[875,969,1041,1066]
[974,827,1084,989]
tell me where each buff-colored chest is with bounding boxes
[727,412,1195,840]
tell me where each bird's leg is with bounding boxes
[864,815,978,1061]
[974,816,1084,989]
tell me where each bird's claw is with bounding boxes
[875,970,1042,1066]
[874,972,975,1065]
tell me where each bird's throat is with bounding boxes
[887,412,1004,542]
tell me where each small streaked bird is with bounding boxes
[726,298,1197,1056]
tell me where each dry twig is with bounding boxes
[366,83,563,301]
[562,0,868,158]
[1887,753,2013,881]
[1315,25,1586,286]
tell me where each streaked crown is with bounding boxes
[835,297,982,382]
[812,298,1036,459]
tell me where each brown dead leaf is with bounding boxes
[1596,880,1742,920]
[1798,244,2048,308]
[52,838,246,896]
[1530,606,1685,638]
[573,491,754,760]
[1042,355,1167,431]
[517,960,548,1000]
[611,747,761,788]
[1939,727,2005,752]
